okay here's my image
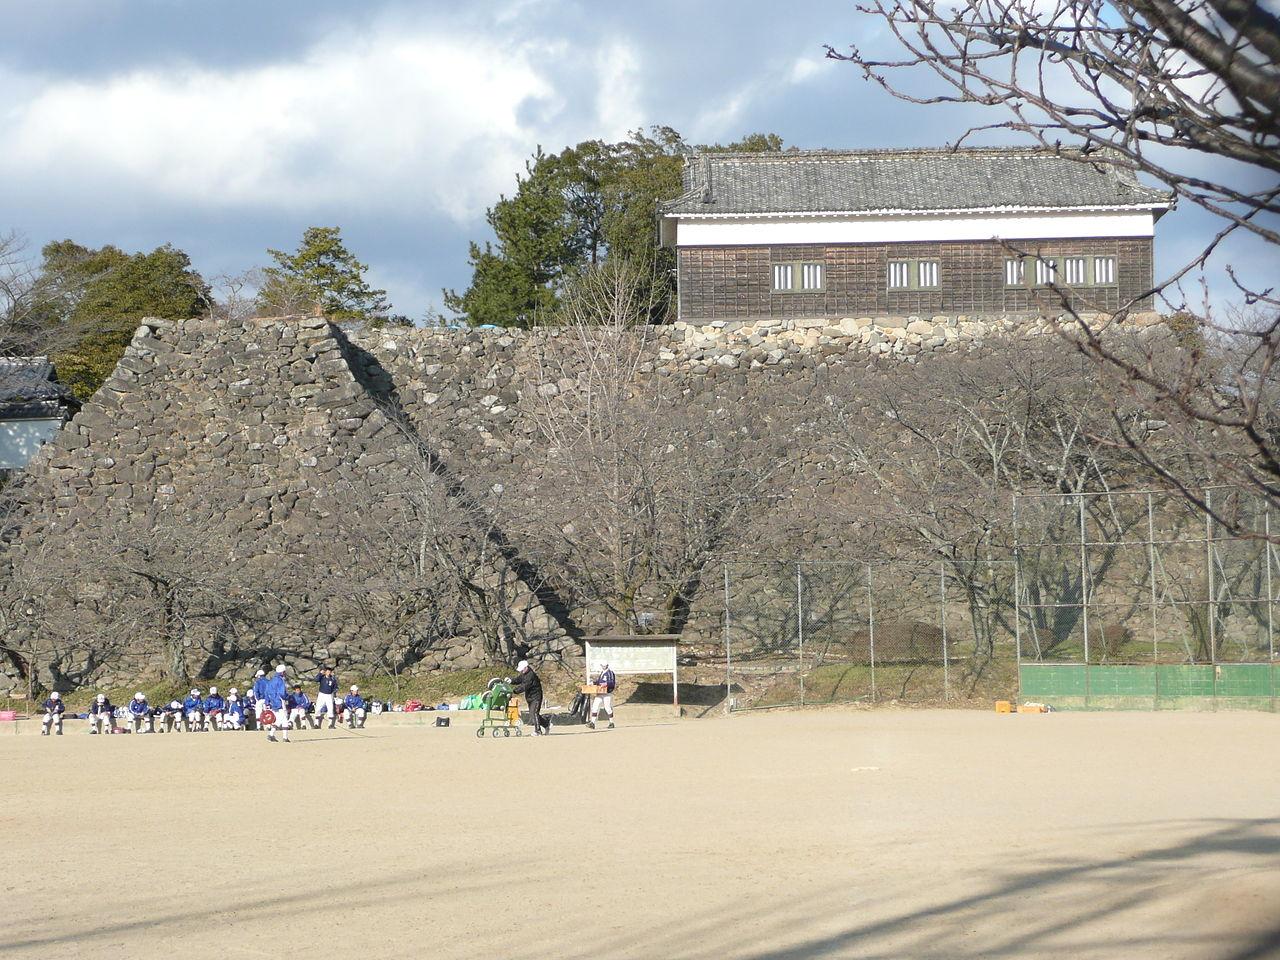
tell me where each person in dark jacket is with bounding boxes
[287,685,312,729]
[88,693,115,734]
[510,660,550,735]
[156,700,182,733]
[315,666,338,729]
[41,692,65,736]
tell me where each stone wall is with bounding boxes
[2,309,1166,692]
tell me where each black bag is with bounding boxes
[570,693,586,718]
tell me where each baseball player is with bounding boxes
[223,690,246,730]
[182,689,204,732]
[128,692,153,734]
[343,685,367,729]
[287,685,311,729]
[40,691,65,736]
[88,693,114,734]
[251,669,268,724]
[156,700,182,733]
[588,663,617,730]
[314,666,338,729]
[261,664,291,742]
[203,686,226,731]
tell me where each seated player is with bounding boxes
[287,685,311,730]
[41,691,65,736]
[203,686,226,731]
[128,692,153,734]
[343,685,367,729]
[223,690,246,730]
[182,689,204,732]
[156,700,182,733]
[88,693,114,734]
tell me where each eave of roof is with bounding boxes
[663,203,1168,220]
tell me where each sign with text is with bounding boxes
[586,641,676,677]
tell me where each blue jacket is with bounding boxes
[226,699,246,720]
[596,669,617,693]
[252,677,266,702]
[288,691,311,711]
[343,693,366,711]
[261,675,287,710]
[317,673,338,695]
[89,699,113,717]
[43,698,64,715]
[183,696,203,713]
[204,694,226,713]
[128,699,150,717]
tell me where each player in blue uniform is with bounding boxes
[224,690,246,730]
[203,686,226,731]
[128,692,153,734]
[88,693,115,734]
[41,691,65,736]
[182,689,204,732]
[260,665,290,742]
[343,686,367,729]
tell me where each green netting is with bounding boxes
[1018,663,1277,707]
[1020,665,1086,697]
[1216,664,1273,697]
[1089,665,1156,696]
[1156,665,1216,697]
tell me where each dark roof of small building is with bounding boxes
[660,147,1172,217]
[0,357,79,420]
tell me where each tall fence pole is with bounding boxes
[940,561,950,701]
[1266,507,1275,664]
[1148,493,1159,664]
[1206,488,1216,663]
[867,562,877,703]
[1079,494,1090,665]
[723,562,732,715]
[1013,496,1023,669]
[796,562,805,707]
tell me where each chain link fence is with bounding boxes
[713,560,1019,711]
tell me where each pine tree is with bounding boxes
[259,226,391,326]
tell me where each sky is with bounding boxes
[0,0,1270,319]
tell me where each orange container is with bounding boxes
[994,700,1013,714]
[1017,704,1046,714]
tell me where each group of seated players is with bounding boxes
[38,665,371,737]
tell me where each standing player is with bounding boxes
[510,661,550,736]
[260,664,291,743]
[40,691,64,736]
[128,692,153,734]
[315,666,338,730]
[250,669,268,726]
[88,693,115,734]
[588,663,617,730]
[203,686,226,731]
[343,685,367,729]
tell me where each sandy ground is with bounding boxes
[1,709,1278,960]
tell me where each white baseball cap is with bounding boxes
[255,669,265,677]
[190,689,200,696]
[350,685,359,692]
[50,691,60,700]
[134,692,145,701]
[516,660,529,673]
[275,664,287,674]
[209,686,218,694]
[96,694,105,702]
[230,687,238,694]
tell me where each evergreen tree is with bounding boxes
[259,226,392,326]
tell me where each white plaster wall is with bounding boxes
[673,211,1156,247]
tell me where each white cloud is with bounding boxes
[0,17,645,225]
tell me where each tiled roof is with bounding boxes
[660,148,1172,217]
[0,357,78,420]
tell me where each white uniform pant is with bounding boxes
[222,712,244,730]
[590,693,614,719]
[130,713,153,733]
[314,693,336,725]
[42,712,62,734]
[204,711,222,731]
[346,707,366,728]
[288,708,308,729]
[265,706,289,737]
[184,710,203,731]
[90,714,111,733]
[158,714,178,732]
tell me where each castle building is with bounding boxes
[658,148,1172,322]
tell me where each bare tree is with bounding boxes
[827,0,1280,537]
[0,231,97,359]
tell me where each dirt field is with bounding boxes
[2,709,1278,959]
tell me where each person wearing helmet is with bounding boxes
[510,660,549,736]
[156,700,182,734]
[128,692,153,734]
[343,685,367,729]
[223,689,246,730]
[251,669,268,725]
[261,664,291,742]
[588,663,617,730]
[88,693,115,734]
[182,689,204,732]
[287,685,312,730]
[40,691,65,736]
[315,665,339,730]
[203,686,226,731]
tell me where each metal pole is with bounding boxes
[723,562,732,715]
[1013,495,1023,668]
[1265,508,1274,664]
[796,562,805,707]
[1206,488,1216,663]
[1148,493,1159,665]
[867,562,877,703]
[1079,495,1090,666]
[941,561,950,701]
